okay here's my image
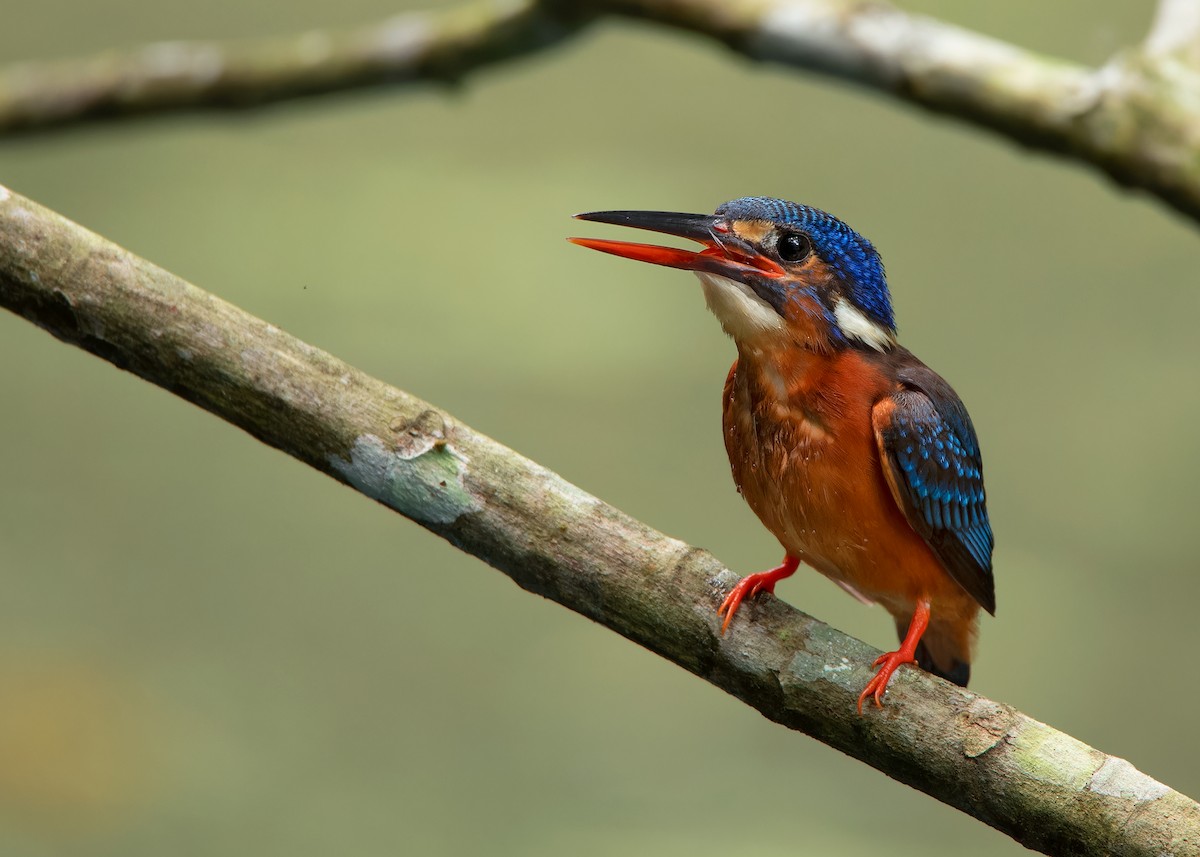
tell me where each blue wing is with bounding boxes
[872,364,995,614]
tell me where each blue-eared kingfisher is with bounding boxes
[570,197,994,711]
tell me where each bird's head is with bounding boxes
[571,196,895,352]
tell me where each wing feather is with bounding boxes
[872,366,995,614]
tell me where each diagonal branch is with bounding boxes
[3,186,1198,857]
[5,0,1200,227]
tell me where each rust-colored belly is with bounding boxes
[722,349,970,620]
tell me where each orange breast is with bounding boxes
[722,347,976,627]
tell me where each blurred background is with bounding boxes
[2,1,1196,854]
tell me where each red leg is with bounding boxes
[717,555,800,634]
[857,598,931,714]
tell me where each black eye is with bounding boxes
[777,232,812,263]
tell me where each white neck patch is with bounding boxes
[695,272,786,342]
[833,297,895,351]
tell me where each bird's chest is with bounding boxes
[722,349,891,575]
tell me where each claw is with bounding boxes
[857,650,919,713]
[856,597,931,713]
[717,556,799,634]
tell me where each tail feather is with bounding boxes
[914,640,970,687]
[895,612,976,688]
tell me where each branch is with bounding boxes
[5,1,1200,227]
[1146,0,1200,68]
[3,187,1198,856]
[0,0,581,128]
[593,0,1200,226]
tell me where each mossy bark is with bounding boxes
[3,185,1198,855]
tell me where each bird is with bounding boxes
[569,197,994,711]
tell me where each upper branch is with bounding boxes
[5,0,1200,225]
[0,0,580,129]
[1146,0,1200,68]
[2,184,1198,857]
[604,0,1200,223]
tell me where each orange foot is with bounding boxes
[857,650,919,713]
[717,556,799,634]
[857,597,931,714]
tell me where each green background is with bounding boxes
[3,1,1197,854]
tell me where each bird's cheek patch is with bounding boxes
[729,219,775,246]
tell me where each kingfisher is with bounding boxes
[570,197,994,711]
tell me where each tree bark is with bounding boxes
[2,183,1198,857]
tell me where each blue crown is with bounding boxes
[716,197,895,333]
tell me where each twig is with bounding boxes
[2,183,1197,857]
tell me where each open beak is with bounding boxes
[569,210,784,279]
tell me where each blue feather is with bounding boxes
[877,378,995,614]
[716,197,895,333]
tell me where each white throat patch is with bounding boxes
[695,272,786,342]
[833,297,895,351]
